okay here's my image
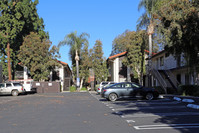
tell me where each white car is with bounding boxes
[9,80,35,93]
[23,81,34,93]
[0,82,25,96]
[97,81,116,94]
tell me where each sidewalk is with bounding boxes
[163,94,199,110]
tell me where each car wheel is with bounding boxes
[12,90,19,96]
[145,93,154,100]
[108,93,118,102]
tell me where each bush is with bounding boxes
[178,85,199,96]
[153,86,177,94]
[81,87,87,91]
[70,86,76,92]
[167,87,177,94]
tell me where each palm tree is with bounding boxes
[58,31,89,91]
[137,0,161,57]
[137,0,168,92]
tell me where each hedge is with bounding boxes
[178,85,199,96]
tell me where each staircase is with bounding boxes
[151,68,167,94]
[162,70,179,91]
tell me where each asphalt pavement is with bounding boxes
[0,92,132,133]
[1,92,199,133]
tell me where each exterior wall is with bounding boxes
[108,55,128,82]
[152,52,186,70]
[150,50,197,87]
[114,58,119,82]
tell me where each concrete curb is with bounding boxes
[173,97,181,101]
[169,95,198,110]
[187,104,199,109]
[182,99,195,103]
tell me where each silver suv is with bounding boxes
[97,81,116,94]
[0,82,25,96]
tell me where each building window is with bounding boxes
[160,56,164,66]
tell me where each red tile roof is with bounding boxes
[108,51,127,60]
[144,50,157,55]
[108,50,157,60]
[57,60,68,66]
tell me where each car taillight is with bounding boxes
[21,87,23,91]
[103,89,107,92]
[98,88,100,90]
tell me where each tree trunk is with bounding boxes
[75,50,80,91]
[147,21,154,88]
[7,43,12,80]
[80,77,84,90]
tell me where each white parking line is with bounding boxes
[134,123,199,130]
[113,105,186,111]
[126,120,135,123]
[121,112,199,118]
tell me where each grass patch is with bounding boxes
[81,87,87,91]
[70,86,76,92]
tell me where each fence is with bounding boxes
[32,81,61,93]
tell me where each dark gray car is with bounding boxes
[101,82,159,101]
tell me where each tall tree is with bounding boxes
[111,30,129,56]
[18,32,60,81]
[111,30,158,56]
[123,30,148,84]
[79,43,90,89]
[155,0,199,82]
[0,0,47,80]
[137,0,163,57]
[58,31,89,91]
[92,40,108,82]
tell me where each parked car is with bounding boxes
[9,80,35,93]
[97,81,116,94]
[101,82,159,101]
[0,82,25,96]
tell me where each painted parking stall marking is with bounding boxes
[112,105,186,111]
[134,123,199,130]
[121,112,199,118]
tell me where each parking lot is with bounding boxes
[90,92,199,133]
[1,92,199,133]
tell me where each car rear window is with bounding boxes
[13,83,22,86]
[102,82,108,85]
[6,83,12,87]
[0,84,5,88]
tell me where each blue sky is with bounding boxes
[37,0,143,67]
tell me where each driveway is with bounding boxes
[0,92,132,133]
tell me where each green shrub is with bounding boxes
[167,87,177,94]
[178,85,199,96]
[81,87,87,91]
[70,86,76,92]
